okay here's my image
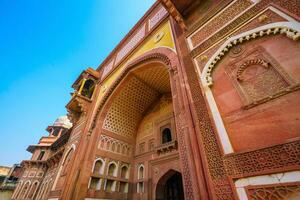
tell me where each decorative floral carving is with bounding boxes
[236,59,269,81]
[203,23,300,86]
[224,140,300,177]
[189,0,253,48]
[247,183,300,200]
[229,45,245,58]
[190,0,300,57]
[225,46,297,108]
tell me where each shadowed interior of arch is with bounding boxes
[102,62,172,138]
[95,61,183,198]
[155,169,184,200]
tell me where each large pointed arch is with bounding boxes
[67,46,208,200]
[155,169,184,200]
[88,47,178,134]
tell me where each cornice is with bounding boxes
[186,0,234,36]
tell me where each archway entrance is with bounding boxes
[156,170,184,200]
[97,61,181,199]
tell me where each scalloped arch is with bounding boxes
[201,22,300,87]
[89,47,179,134]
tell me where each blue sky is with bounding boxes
[0,0,155,166]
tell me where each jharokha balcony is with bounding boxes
[66,67,99,123]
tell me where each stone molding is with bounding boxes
[201,21,300,87]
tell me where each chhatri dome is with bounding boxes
[52,116,72,129]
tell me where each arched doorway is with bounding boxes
[94,59,180,199]
[156,170,184,200]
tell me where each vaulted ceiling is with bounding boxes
[102,64,171,138]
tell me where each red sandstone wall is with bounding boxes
[211,34,300,152]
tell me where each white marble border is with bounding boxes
[187,0,259,50]
[235,171,300,199]
[194,7,300,154]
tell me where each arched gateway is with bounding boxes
[12,2,300,200]
[56,47,207,200]
[156,170,184,200]
[98,59,180,199]
[87,52,189,199]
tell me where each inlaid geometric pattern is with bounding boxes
[101,59,114,80]
[115,25,146,64]
[103,66,171,138]
[133,66,171,93]
[149,6,168,30]
[247,184,300,200]
[103,76,159,137]
[239,63,288,101]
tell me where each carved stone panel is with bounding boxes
[246,183,300,200]
[226,46,294,108]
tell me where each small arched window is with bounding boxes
[121,166,129,179]
[122,145,127,154]
[112,143,116,152]
[138,165,144,179]
[162,128,172,144]
[62,148,74,175]
[93,159,104,175]
[108,163,117,177]
[106,141,111,150]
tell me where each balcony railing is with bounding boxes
[156,140,178,154]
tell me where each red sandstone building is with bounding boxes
[11,0,300,199]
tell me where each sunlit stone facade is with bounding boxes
[12,0,300,199]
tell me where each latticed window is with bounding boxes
[138,165,144,179]
[236,59,289,103]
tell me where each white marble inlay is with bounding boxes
[149,6,168,30]
[115,25,146,64]
[234,171,300,200]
